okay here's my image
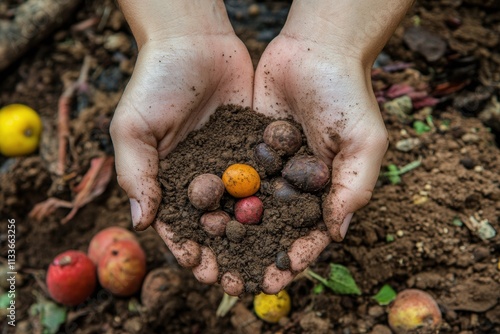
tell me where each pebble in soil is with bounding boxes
[156,105,329,293]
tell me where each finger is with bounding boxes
[221,272,244,296]
[261,265,294,295]
[110,105,161,231]
[152,220,202,268]
[323,130,389,242]
[192,246,219,285]
[288,229,331,272]
[261,229,330,294]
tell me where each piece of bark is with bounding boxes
[0,0,82,71]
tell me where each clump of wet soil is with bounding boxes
[156,105,327,293]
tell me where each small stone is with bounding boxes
[474,165,484,172]
[104,32,131,53]
[123,317,143,334]
[396,230,404,237]
[461,133,480,143]
[384,96,413,122]
[369,325,392,334]
[368,305,385,318]
[275,251,291,270]
[460,157,475,169]
[395,138,421,152]
[248,4,260,16]
[403,26,446,62]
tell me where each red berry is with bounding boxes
[234,196,264,224]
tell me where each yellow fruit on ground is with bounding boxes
[253,290,291,323]
[0,104,42,157]
[222,163,260,198]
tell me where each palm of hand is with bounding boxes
[254,35,388,241]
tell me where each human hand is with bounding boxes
[252,33,388,294]
[110,1,254,291]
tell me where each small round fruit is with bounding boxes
[46,250,96,306]
[0,104,43,156]
[282,155,330,192]
[254,143,283,175]
[263,120,301,156]
[98,239,146,296]
[234,196,263,224]
[200,210,231,236]
[222,164,260,198]
[188,174,225,210]
[275,251,291,270]
[254,290,291,323]
[272,177,300,202]
[88,226,137,265]
[388,289,442,334]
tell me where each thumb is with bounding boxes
[110,108,161,231]
[323,130,388,242]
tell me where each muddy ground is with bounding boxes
[0,0,499,333]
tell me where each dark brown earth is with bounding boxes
[1,0,500,333]
[156,105,326,293]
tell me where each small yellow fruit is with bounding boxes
[222,163,261,198]
[0,104,42,156]
[388,289,442,334]
[253,290,291,323]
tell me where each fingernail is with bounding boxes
[340,213,353,239]
[129,199,142,229]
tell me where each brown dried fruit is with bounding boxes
[282,155,330,192]
[200,210,231,236]
[254,143,283,175]
[188,173,225,210]
[272,177,300,202]
[263,121,302,156]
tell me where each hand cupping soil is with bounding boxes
[156,105,330,293]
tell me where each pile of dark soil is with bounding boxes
[156,105,327,293]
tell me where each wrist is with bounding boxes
[281,0,414,69]
[117,0,235,49]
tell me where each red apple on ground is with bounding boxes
[388,289,442,334]
[88,226,137,265]
[46,250,96,306]
[98,239,146,296]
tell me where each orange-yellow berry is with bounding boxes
[222,164,260,198]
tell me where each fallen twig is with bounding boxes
[0,0,82,71]
[57,55,91,176]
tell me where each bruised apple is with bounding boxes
[388,289,442,334]
[98,239,146,296]
[46,250,96,306]
[88,226,137,265]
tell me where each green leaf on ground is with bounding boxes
[0,293,12,309]
[413,120,431,134]
[308,264,361,295]
[29,299,67,334]
[313,284,325,295]
[372,284,397,305]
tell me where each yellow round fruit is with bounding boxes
[222,163,260,198]
[253,290,291,323]
[0,104,42,157]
